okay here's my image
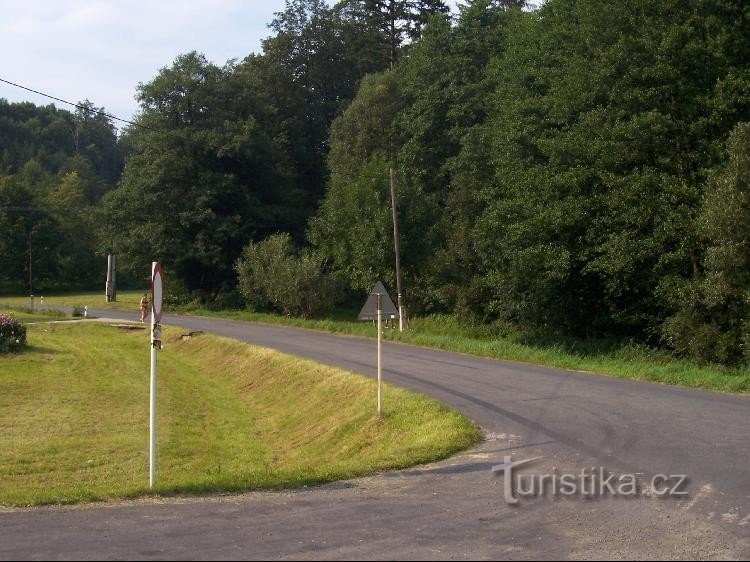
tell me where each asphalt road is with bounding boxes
[2,310,749,560]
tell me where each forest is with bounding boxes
[1,0,749,364]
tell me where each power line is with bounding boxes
[0,76,161,132]
[0,78,407,192]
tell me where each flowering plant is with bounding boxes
[0,313,27,353]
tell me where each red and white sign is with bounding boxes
[151,262,164,324]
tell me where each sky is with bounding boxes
[0,1,459,126]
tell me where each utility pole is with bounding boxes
[106,253,117,302]
[28,230,33,310]
[389,167,405,331]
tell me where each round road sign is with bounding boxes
[151,262,164,323]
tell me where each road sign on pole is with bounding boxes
[359,282,394,417]
[149,261,164,489]
[358,281,398,322]
[151,262,164,324]
[377,293,382,417]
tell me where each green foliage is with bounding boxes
[662,123,750,363]
[101,52,307,293]
[235,233,340,317]
[339,0,450,66]
[0,99,119,293]
[305,0,750,363]
[71,305,86,318]
[5,0,750,367]
[0,313,27,353]
[309,71,444,310]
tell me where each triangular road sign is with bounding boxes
[358,281,399,321]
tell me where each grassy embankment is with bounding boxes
[3,291,749,393]
[0,321,479,506]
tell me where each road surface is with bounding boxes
[1,309,749,560]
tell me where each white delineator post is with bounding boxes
[377,293,382,417]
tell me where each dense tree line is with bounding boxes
[311,0,750,362]
[0,100,121,292]
[102,0,449,295]
[2,0,749,364]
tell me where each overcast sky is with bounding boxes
[0,1,459,126]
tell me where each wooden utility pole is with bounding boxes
[389,167,404,331]
[28,230,33,310]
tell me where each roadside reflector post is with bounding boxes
[149,262,164,489]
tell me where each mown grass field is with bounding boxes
[0,292,143,314]
[0,322,479,507]
[1,308,69,324]
[3,291,750,393]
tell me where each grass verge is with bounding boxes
[0,322,480,506]
[3,291,749,394]
[1,307,69,324]
[174,309,750,394]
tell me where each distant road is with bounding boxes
[2,308,749,560]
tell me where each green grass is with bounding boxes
[0,322,480,507]
[5,291,750,394]
[0,291,143,314]
[164,308,750,394]
[1,307,69,324]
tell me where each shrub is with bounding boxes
[235,234,342,318]
[0,313,27,353]
[71,305,86,318]
[660,124,750,365]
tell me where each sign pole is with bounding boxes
[357,282,397,417]
[377,293,382,417]
[149,262,157,489]
[148,261,164,489]
[149,307,157,489]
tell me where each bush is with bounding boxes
[235,234,342,318]
[660,124,750,365]
[0,313,27,353]
[661,303,745,365]
[163,278,194,308]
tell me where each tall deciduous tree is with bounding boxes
[662,123,750,363]
[102,52,302,293]
[339,0,449,66]
[309,71,441,304]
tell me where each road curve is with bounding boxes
[2,309,749,560]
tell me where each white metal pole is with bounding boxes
[111,254,116,302]
[149,262,157,489]
[106,254,113,302]
[377,293,382,417]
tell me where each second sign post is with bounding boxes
[358,282,399,417]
